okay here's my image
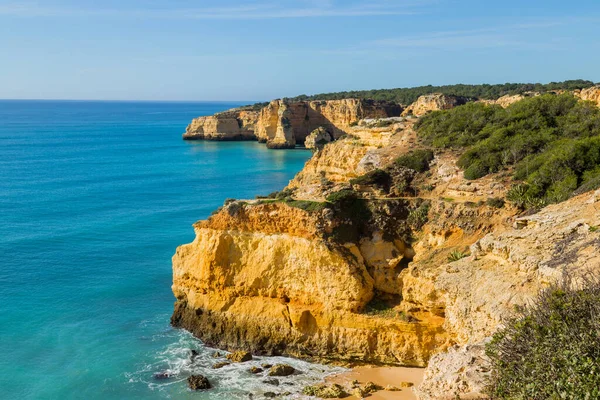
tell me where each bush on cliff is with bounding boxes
[325,189,372,243]
[416,93,600,205]
[394,149,435,173]
[485,278,600,399]
[349,169,391,189]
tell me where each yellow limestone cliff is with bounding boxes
[173,91,600,398]
[183,99,402,148]
[171,200,449,365]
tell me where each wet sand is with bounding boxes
[327,366,425,399]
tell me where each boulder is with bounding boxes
[187,375,211,390]
[268,364,296,377]
[226,350,253,363]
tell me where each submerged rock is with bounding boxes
[152,371,172,380]
[187,374,211,390]
[268,364,295,377]
[249,366,264,374]
[212,361,230,369]
[263,378,280,386]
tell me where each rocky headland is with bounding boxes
[173,85,600,398]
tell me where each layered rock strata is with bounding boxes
[401,94,469,117]
[183,109,259,140]
[171,201,449,365]
[184,99,402,148]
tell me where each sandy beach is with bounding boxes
[327,366,425,399]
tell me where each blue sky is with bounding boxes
[1,0,599,101]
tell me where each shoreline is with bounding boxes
[327,366,424,399]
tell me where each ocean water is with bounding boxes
[0,101,341,399]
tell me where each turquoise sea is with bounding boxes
[0,101,340,399]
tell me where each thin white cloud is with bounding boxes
[0,1,429,19]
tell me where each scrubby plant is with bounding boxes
[395,149,435,173]
[325,189,373,243]
[407,201,430,230]
[285,200,328,212]
[447,250,467,262]
[506,183,547,210]
[416,93,600,204]
[486,277,600,400]
[349,169,391,188]
[486,197,505,208]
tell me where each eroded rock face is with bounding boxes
[416,189,600,398]
[171,201,449,366]
[402,94,469,117]
[416,343,489,400]
[304,126,332,149]
[575,85,600,107]
[183,99,401,148]
[183,110,259,140]
[256,99,402,148]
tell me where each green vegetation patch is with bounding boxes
[416,93,600,206]
[285,200,328,212]
[447,250,468,262]
[285,80,594,105]
[349,169,391,188]
[486,279,600,399]
[395,149,435,173]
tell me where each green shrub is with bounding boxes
[407,201,430,230]
[417,93,600,202]
[448,250,467,262]
[506,183,547,210]
[325,190,373,243]
[486,197,505,208]
[285,200,327,212]
[325,189,358,204]
[486,278,600,400]
[349,169,391,188]
[395,149,435,172]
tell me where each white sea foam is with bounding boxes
[126,329,347,399]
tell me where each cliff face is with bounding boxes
[415,189,600,399]
[184,99,402,148]
[173,90,600,397]
[183,110,259,140]
[575,85,600,107]
[171,115,518,368]
[256,98,403,148]
[402,94,469,117]
[171,201,449,365]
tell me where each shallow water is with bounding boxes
[0,100,339,399]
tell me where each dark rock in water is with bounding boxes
[268,364,295,377]
[153,372,172,380]
[261,363,273,369]
[264,392,277,398]
[249,366,263,374]
[212,351,222,358]
[189,349,199,361]
[227,350,253,363]
[213,361,231,369]
[187,375,212,390]
[263,378,280,386]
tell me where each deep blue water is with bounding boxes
[0,101,339,399]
